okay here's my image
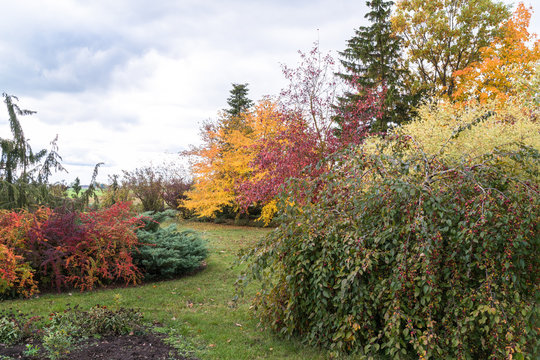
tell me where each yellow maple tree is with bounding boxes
[182,100,283,219]
[453,2,540,104]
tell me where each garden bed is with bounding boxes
[0,332,197,360]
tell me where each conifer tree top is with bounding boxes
[225,83,254,117]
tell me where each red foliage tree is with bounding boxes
[236,43,384,212]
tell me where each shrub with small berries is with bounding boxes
[244,133,539,358]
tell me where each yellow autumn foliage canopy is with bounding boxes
[402,101,538,161]
[360,94,539,185]
[182,100,284,219]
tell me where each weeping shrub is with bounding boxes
[243,136,539,358]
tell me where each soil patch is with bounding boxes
[0,332,198,360]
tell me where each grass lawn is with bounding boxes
[0,220,352,359]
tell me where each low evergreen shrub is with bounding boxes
[134,211,207,280]
[138,209,178,232]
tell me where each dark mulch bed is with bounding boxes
[0,333,198,360]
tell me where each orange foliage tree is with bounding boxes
[182,100,284,218]
[453,2,540,104]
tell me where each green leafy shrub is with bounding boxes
[1,305,145,359]
[22,343,40,357]
[134,213,207,280]
[42,320,77,360]
[0,317,22,345]
[0,310,43,343]
[244,137,539,358]
[47,304,144,338]
[81,305,144,336]
[41,304,142,359]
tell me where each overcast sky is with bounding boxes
[1,0,538,184]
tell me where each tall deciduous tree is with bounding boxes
[184,46,384,224]
[237,45,384,223]
[182,83,257,218]
[392,0,510,97]
[338,0,412,132]
[453,2,540,104]
[182,100,282,218]
[279,43,339,148]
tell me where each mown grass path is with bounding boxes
[1,221,354,359]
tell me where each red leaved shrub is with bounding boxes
[0,243,37,298]
[0,208,50,297]
[0,203,144,298]
[76,202,144,290]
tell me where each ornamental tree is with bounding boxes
[236,44,384,223]
[453,2,540,104]
[0,94,65,209]
[279,43,339,148]
[184,45,384,223]
[392,0,510,97]
[182,100,282,218]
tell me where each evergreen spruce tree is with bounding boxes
[225,83,254,118]
[221,83,254,135]
[338,0,415,133]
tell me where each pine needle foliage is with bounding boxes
[337,0,414,132]
[134,211,207,280]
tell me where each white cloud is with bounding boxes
[7,0,533,185]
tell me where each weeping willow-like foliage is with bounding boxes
[0,93,66,209]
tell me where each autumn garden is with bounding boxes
[1,0,539,359]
